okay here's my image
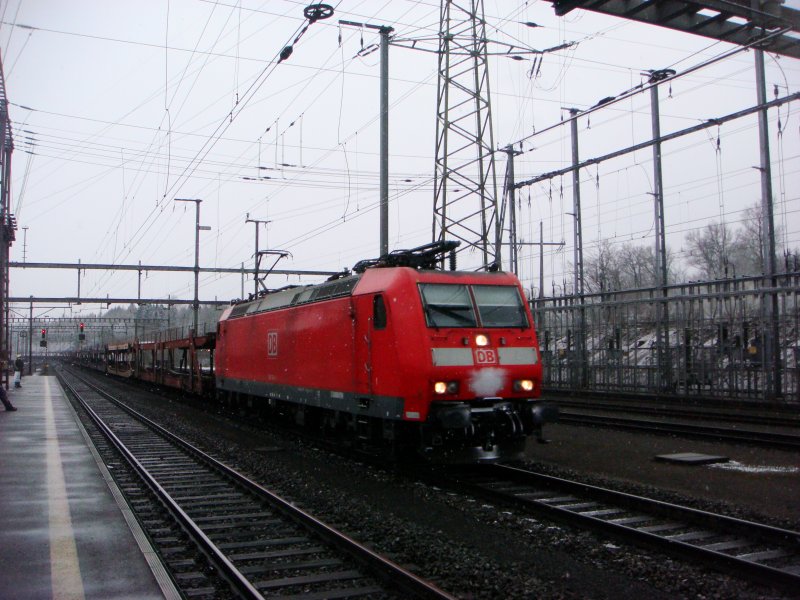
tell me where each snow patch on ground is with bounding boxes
[709,461,799,474]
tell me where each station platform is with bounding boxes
[0,373,177,599]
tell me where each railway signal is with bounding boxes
[40,328,47,348]
[79,323,85,341]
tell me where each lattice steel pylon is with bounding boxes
[433,0,501,270]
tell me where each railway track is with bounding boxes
[441,463,800,591]
[556,411,800,450]
[57,367,453,600]
[555,397,800,428]
[64,363,800,593]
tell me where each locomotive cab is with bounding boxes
[417,279,556,461]
[353,262,557,462]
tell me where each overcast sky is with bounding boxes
[1,0,797,320]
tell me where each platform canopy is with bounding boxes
[547,0,800,60]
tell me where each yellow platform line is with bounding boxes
[45,377,85,600]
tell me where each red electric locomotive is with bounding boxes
[216,242,556,462]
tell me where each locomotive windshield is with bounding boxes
[472,285,530,328]
[419,284,529,328]
[419,284,477,327]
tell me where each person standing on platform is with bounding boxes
[13,355,23,388]
[0,386,16,411]
[0,361,17,411]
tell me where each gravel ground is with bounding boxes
[527,421,800,528]
[85,374,799,600]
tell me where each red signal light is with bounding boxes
[41,328,46,338]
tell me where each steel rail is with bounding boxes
[63,366,454,600]
[57,370,264,599]
[557,411,800,450]
[446,463,800,591]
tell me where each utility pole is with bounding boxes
[339,20,394,257]
[175,198,208,335]
[648,68,672,391]
[754,47,781,400]
[531,220,565,341]
[540,222,544,299]
[568,108,585,301]
[246,215,271,297]
[503,145,520,274]
[503,149,565,297]
[567,108,586,388]
[379,24,391,256]
[27,296,32,375]
[648,72,670,293]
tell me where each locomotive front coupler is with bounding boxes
[433,402,472,429]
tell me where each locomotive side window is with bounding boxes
[373,295,387,329]
[472,285,529,328]
[419,284,477,327]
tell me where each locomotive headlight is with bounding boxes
[433,381,459,395]
[514,379,535,392]
[475,334,489,347]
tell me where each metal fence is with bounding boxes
[532,271,800,403]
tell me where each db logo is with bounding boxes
[474,348,497,365]
[267,331,279,357]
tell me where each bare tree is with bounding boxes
[731,202,787,276]
[734,204,764,275]
[619,245,655,288]
[584,241,681,292]
[785,248,800,272]
[585,240,622,293]
[685,222,736,279]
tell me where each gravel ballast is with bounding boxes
[84,374,799,599]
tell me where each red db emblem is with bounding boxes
[267,331,279,357]
[474,348,497,365]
